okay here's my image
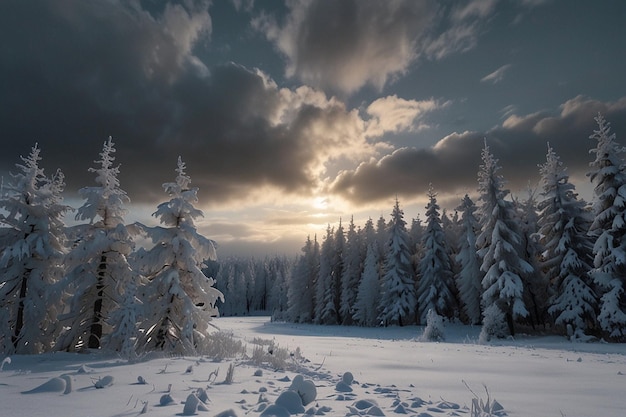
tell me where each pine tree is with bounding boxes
[477,142,531,339]
[409,216,424,254]
[416,185,457,323]
[253,258,269,312]
[287,236,319,323]
[538,144,597,338]
[315,225,336,324]
[517,189,548,328]
[267,256,291,319]
[340,217,362,324]
[0,145,70,354]
[352,243,382,326]
[375,214,388,256]
[360,217,377,260]
[378,199,417,326]
[134,157,222,355]
[455,194,483,325]
[587,114,626,341]
[331,220,345,322]
[58,137,136,351]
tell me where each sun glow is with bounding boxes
[312,196,329,210]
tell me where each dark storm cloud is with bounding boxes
[254,0,503,94]
[0,0,371,207]
[328,96,626,204]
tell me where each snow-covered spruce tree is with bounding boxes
[538,144,597,338]
[134,157,222,355]
[378,199,417,326]
[287,236,319,323]
[352,243,382,326]
[57,137,137,351]
[252,258,269,312]
[268,255,291,320]
[477,142,531,340]
[455,194,483,325]
[315,225,339,324]
[313,224,334,324]
[332,220,345,322]
[516,188,549,328]
[587,114,626,341]
[360,217,377,261]
[215,259,247,317]
[340,217,362,325]
[375,214,389,256]
[409,215,424,255]
[416,184,457,324]
[0,145,70,354]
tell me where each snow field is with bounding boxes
[0,316,625,417]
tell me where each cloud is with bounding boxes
[452,0,499,21]
[421,0,499,61]
[481,64,512,84]
[0,0,420,211]
[327,95,626,205]
[254,0,500,94]
[253,0,433,94]
[364,96,446,138]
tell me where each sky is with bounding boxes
[1,0,626,257]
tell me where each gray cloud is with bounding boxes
[0,0,381,208]
[481,64,512,84]
[328,96,626,204]
[254,0,509,95]
[254,0,433,94]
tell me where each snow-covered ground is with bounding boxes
[1,316,625,417]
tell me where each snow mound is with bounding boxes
[288,374,317,405]
[21,377,67,394]
[260,404,291,417]
[335,380,353,392]
[214,409,239,417]
[159,393,175,406]
[182,393,199,415]
[275,390,305,414]
[94,375,113,388]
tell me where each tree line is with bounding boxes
[0,138,222,356]
[261,114,624,342]
[2,113,625,358]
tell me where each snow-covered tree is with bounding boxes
[477,142,531,339]
[516,188,548,328]
[455,194,483,325]
[268,256,291,319]
[340,217,362,324]
[58,137,136,351]
[216,259,248,317]
[352,243,382,326]
[378,199,417,326]
[315,225,336,324]
[360,217,377,260]
[409,216,424,249]
[287,236,319,323]
[0,145,70,354]
[134,157,222,355]
[252,259,269,312]
[538,144,596,338]
[331,221,345,322]
[375,214,388,256]
[587,114,626,341]
[416,185,457,324]
[103,269,141,358]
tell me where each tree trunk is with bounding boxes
[12,271,30,350]
[88,254,107,349]
[506,311,516,337]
